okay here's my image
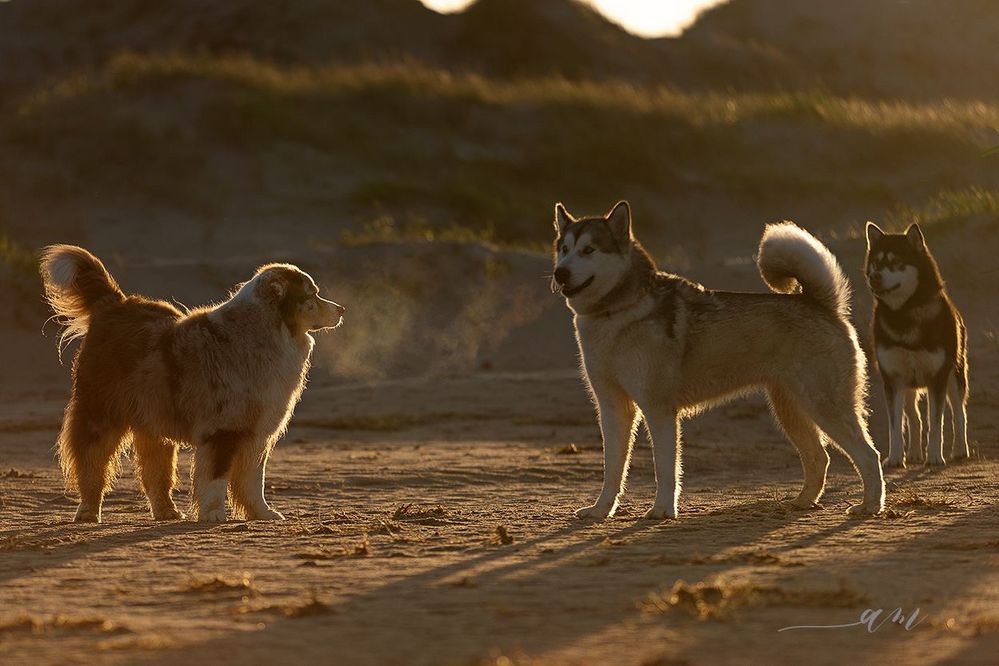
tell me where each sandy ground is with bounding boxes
[1,363,998,665]
[2,223,998,664]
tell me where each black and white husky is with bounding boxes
[865,222,969,468]
[552,201,885,519]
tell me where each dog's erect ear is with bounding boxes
[606,200,632,242]
[554,203,575,235]
[865,221,884,247]
[905,223,926,251]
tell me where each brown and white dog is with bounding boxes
[40,245,344,523]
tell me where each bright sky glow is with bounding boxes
[419,0,728,38]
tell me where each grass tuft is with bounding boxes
[641,576,868,620]
[886,186,999,230]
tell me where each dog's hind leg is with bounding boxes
[133,432,183,520]
[58,405,127,523]
[230,445,284,521]
[903,390,925,465]
[948,370,970,461]
[807,402,885,515]
[192,429,245,522]
[769,387,829,509]
[642,408,681,520]
[575,382,638,520]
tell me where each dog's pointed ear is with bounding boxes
[865,221,884,247]
[905,223,926,250]
[606,200,632,242]
[554,203,575,235]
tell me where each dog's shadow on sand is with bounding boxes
[131,499,857,665]
[0,519,220,586]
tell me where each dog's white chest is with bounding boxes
[876,345,944,386]
[575,305,669,398]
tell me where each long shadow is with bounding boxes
[0,519,218,585]
[677,491,999,664]
[133,494,842,666]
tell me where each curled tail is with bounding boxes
[40,245,125,356]
[757,222,851,319]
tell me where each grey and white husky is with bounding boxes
[865,222,969,468]
[552,201,885,519]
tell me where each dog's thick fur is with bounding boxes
[552,202,885,519]
[40,245,344,523]
[865,222,969,467]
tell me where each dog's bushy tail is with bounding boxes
[757,222,851,319]
[40,245,125,358]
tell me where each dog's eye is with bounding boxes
[581,246,595,255]
[560,244,568,254]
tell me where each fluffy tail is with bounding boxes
[39,245,125,356]
[757,222,851,318]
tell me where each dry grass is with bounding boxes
[885,186,999,229]
[237,592,336,619]
[0,233,36,275]
[340,212,500,247]
[492,525,514,545]
[1,467,39,478]
[392,503,459,525]
[6,50,996,246]
[295,534,371,562]
[642,576,868,620]
[651,549,802,568]
[17,52,999,137]
[889,489,954,511]
[182,573,258,596]
[0,613,130,635]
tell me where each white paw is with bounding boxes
[250,508,285,521]
[575,503,615,520]
[846,502,883,516]
[199,507,228,523]
[641,505,677,521]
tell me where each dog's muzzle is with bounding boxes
[869,278,899,297]
[319,298,346,329]
[561,275,594,298]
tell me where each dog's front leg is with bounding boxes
[884,383,906,468]
[926,385,947,467]
[643,408,680,520]
[903,390,925,465]
[192,437,235,523]
[576,383,637,519]
[231,446,284,521]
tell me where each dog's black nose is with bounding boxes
[554,267,571,285]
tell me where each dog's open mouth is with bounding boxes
[561,276,594,298]
[872,283,900,297]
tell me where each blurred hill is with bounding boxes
[3,0,999,100]
[1,0,998,384]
